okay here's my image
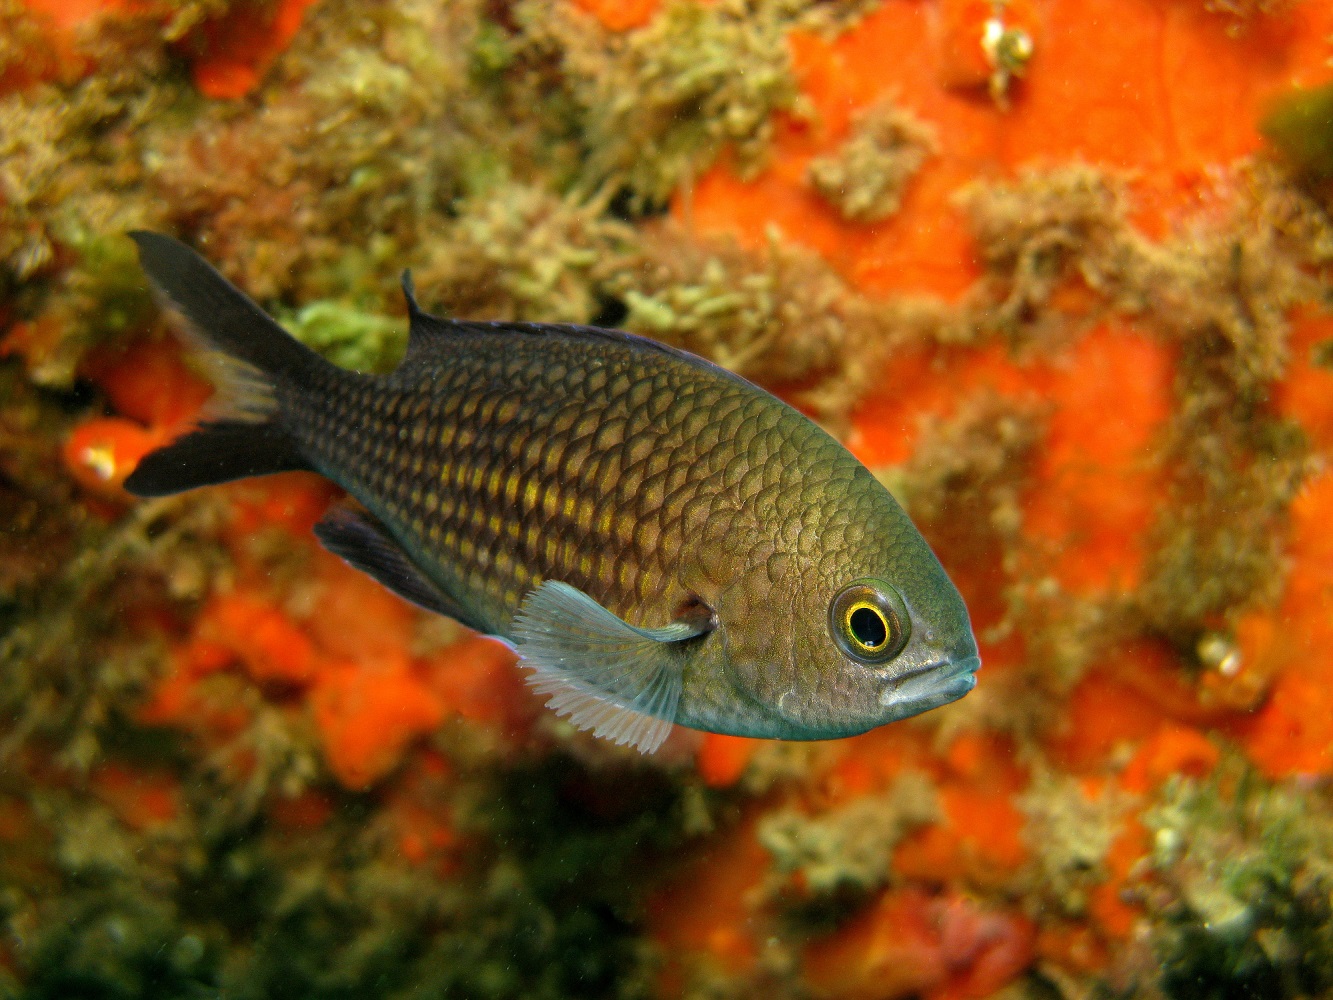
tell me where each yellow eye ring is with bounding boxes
[845,600,889,651]
[829,580,910,665]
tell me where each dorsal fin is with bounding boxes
[401,270,424,322]
[393,270,764,399]
[400,270,467,364]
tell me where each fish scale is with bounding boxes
[124,231,980,750]
[284,332,774,638]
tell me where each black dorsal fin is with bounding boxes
[400,270,464,363]
[313,502,484,630]
[401,269,423,320]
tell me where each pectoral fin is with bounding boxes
[512,581,711,754]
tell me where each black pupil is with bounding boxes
[849,606,887,648]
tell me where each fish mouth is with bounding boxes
[877,654,981,720]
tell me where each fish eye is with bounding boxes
[829,579,910,665]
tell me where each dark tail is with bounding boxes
[122,231,326,498]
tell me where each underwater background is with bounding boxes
[2,0,1333,997]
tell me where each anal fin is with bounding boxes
[313,504,482,630]
[511,581,712,754]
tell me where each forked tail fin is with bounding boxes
[122,231,324,497]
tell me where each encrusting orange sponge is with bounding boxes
[189,0,320,100]
[1235,469,1333,779]
[311,652,445,791]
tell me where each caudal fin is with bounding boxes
[129,231,325,380]
[123,422,310,497]
[122,232,322,497]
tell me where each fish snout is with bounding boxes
[876,647,981,715]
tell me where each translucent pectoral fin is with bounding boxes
[512,581,710,754]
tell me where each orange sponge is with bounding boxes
[311,653,445,790]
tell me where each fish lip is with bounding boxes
[892,652,982,684]
[878,653,982,712]
[941,654,982,679]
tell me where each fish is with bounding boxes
[123,231,981,753]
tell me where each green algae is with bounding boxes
[889,391,1040,535]
[614,225,890,422]
[1144,761,1333,1000]
[0,27,177,384]
[416,183,638,325]
[0,493,225,771]
[0,365,229,772]
[0,0,849,398]
[807,97,938,223]
[1261,82,1333,181]
[537,0,804,207]
[1131,222,1310,651]
[1020,771,1130,919]
[279,301,406,374]
[954,165,1132,343]
[758,771,938,919]
[0,746,727,1000]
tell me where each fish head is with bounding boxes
[715,468,979,739]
